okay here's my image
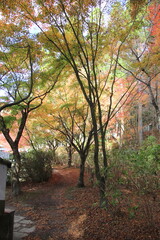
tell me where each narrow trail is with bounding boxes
[8,166,83,240]
[6,166,160,240]
[35,167,81,239]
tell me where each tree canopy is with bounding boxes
[0,0,160,203]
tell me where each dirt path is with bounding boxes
[6,166,160,240]
[28,167,82,240]
[7,167,84,240]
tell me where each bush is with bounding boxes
[107,137,160,221]
[21,150,53,183]
[134,136,160,175]
[108,136,160,193]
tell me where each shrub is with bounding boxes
[107,137,160,223]
[109,136,160,183]
[134,136,160,175]
[21,150,53,183]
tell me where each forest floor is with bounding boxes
[6,166,160,240]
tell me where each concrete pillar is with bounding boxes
[0,158,14,240]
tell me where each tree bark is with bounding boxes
[68,144,72,168]
[90,105,107,207]
[99,176,107,208]
[99,133,108,207]
[138,101,143,145]
[11,146,21,196]
[77,154,86,188]
[147,84,160,130]
[0,110,28,196]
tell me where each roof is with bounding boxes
[0,157,11,168]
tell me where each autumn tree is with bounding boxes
[28,72,94,186]
[25,0,144,206]
[0,19,63,195]
[47,82,93,187]
[1,0,152,205]
[23,0,144,205]
[118,0,160,132]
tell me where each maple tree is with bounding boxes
[47,81,93,187]
[36,1,148,205]
[27,73,94,187]
[0,19,63,194]
[0,1,138,202]
[57,104,93,187]
[117,0,160,132]
[1,0,159,205]
[1,3,160,238]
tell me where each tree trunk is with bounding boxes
[68,144,72,167]
[11,146,21,196]
[138,101,143,145]
[99,176,107,208]
[148,84,160,131]
[100,133,108,208]
[77,154,86,188]
[118,117,124,147]
[0,110,28,196]
[90,106,107,207]
[154,109,160,133]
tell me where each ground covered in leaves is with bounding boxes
[6,166,160,240]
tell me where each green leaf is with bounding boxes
[3,116,16,128]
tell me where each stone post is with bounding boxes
[0,157,15,240]
[0,158,11,214]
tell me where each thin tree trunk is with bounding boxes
[100,133,108,207]
[68,144,72,167]
[90,105,107,207]
[119,112,125,147]
[148,84,160,130]
[0,111,28,196]
[99,176,106,208]
[77,154,86,188]
[11,146,21,196]
[138,101,143,145]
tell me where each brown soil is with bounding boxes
[6,166,160,240]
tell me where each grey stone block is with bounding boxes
[20,219,33,225]
[19,226,36,233]
[14,216,25,223]
[13,231,28,239]
[14,223,21,229]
